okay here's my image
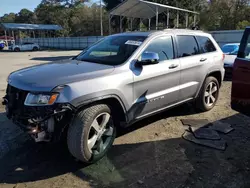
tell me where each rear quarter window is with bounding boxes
[196,36,217,53]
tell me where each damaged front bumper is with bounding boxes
[2,85,75,142]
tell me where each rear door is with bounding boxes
[177,35,206,101]
[177,35,219,101]
[231,28,250,116]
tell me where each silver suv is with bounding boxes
[3,29,225,163]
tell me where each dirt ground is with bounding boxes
[1,51,250,188]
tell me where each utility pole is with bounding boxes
[100,0,103,36]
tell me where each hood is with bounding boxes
[224,55,237,67]
[8,59,115,92]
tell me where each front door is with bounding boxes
[231,28,250,116]
[132,35,180,119]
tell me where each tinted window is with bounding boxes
[143,36,174,62]
[75,35,146,65]
[177,35,199,57]
[196,36,216,53]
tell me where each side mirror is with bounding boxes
[137,52,160,66]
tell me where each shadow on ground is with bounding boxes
[30,56,74,61]
[1,104,250,188]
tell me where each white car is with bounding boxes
[10,42,40,52]
[222,43,240,77]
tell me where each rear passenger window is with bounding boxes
[177,36,199,57]
[143,36,174,62]
[196,36,216,53]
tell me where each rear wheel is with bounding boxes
[67,104,116,163]
[33,46,39,51]
[14,47,20,52]
[195,76,220,112]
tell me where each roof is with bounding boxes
[110,0,199,19]
[0,23,63,31]
[211,30,244,34]
[113,29,206,37]
[113,31,154,37]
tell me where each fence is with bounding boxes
[21,36,104,50]
[210,30,244,47]
[20,30,245,50]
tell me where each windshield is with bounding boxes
[222,45,239,54]
[75,35,147,66]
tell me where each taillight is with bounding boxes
[222,53,225,61]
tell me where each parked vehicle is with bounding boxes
[222,43,240,77]
[231,27,250,116]
[0,40,5,50]
[9,42,40,52]
[2,30,225,163]
[222,43,240,55]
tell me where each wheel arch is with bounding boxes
[73,95,128,124]
[195,70,222,98]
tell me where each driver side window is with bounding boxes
[143,36,174,62]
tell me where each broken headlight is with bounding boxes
[24,93,59,106]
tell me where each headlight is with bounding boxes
[24,93,59,106]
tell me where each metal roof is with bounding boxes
[0,23,63,31]
[110,0,199,19]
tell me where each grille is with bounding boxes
[6,85,28,118]
[6,85,56,122]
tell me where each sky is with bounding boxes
[0,0,101,17]
[0,0,42,16]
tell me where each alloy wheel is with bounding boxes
[87,112,114,155]
[204,81,218,107]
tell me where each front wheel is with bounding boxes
[67,104,116,163]
[14,48,20,52]
[195,76,220,112]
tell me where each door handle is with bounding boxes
[200,58,207,62]
[169,64,179,69]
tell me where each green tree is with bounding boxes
[35,4,71,36]
[237,20,250,30]
[15,9,36,23]
[0,13,16,23]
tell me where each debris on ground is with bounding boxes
[182,131,227,151]
[137,180,144,185]
[192,127,220,140]
[210,121,234,134]
[181,119,234,150]
[181,119,210,130]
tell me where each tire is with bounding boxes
[33,46,39,51]
[195,76,220,112]
[14,48,20,52]
[67,104,116,163]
